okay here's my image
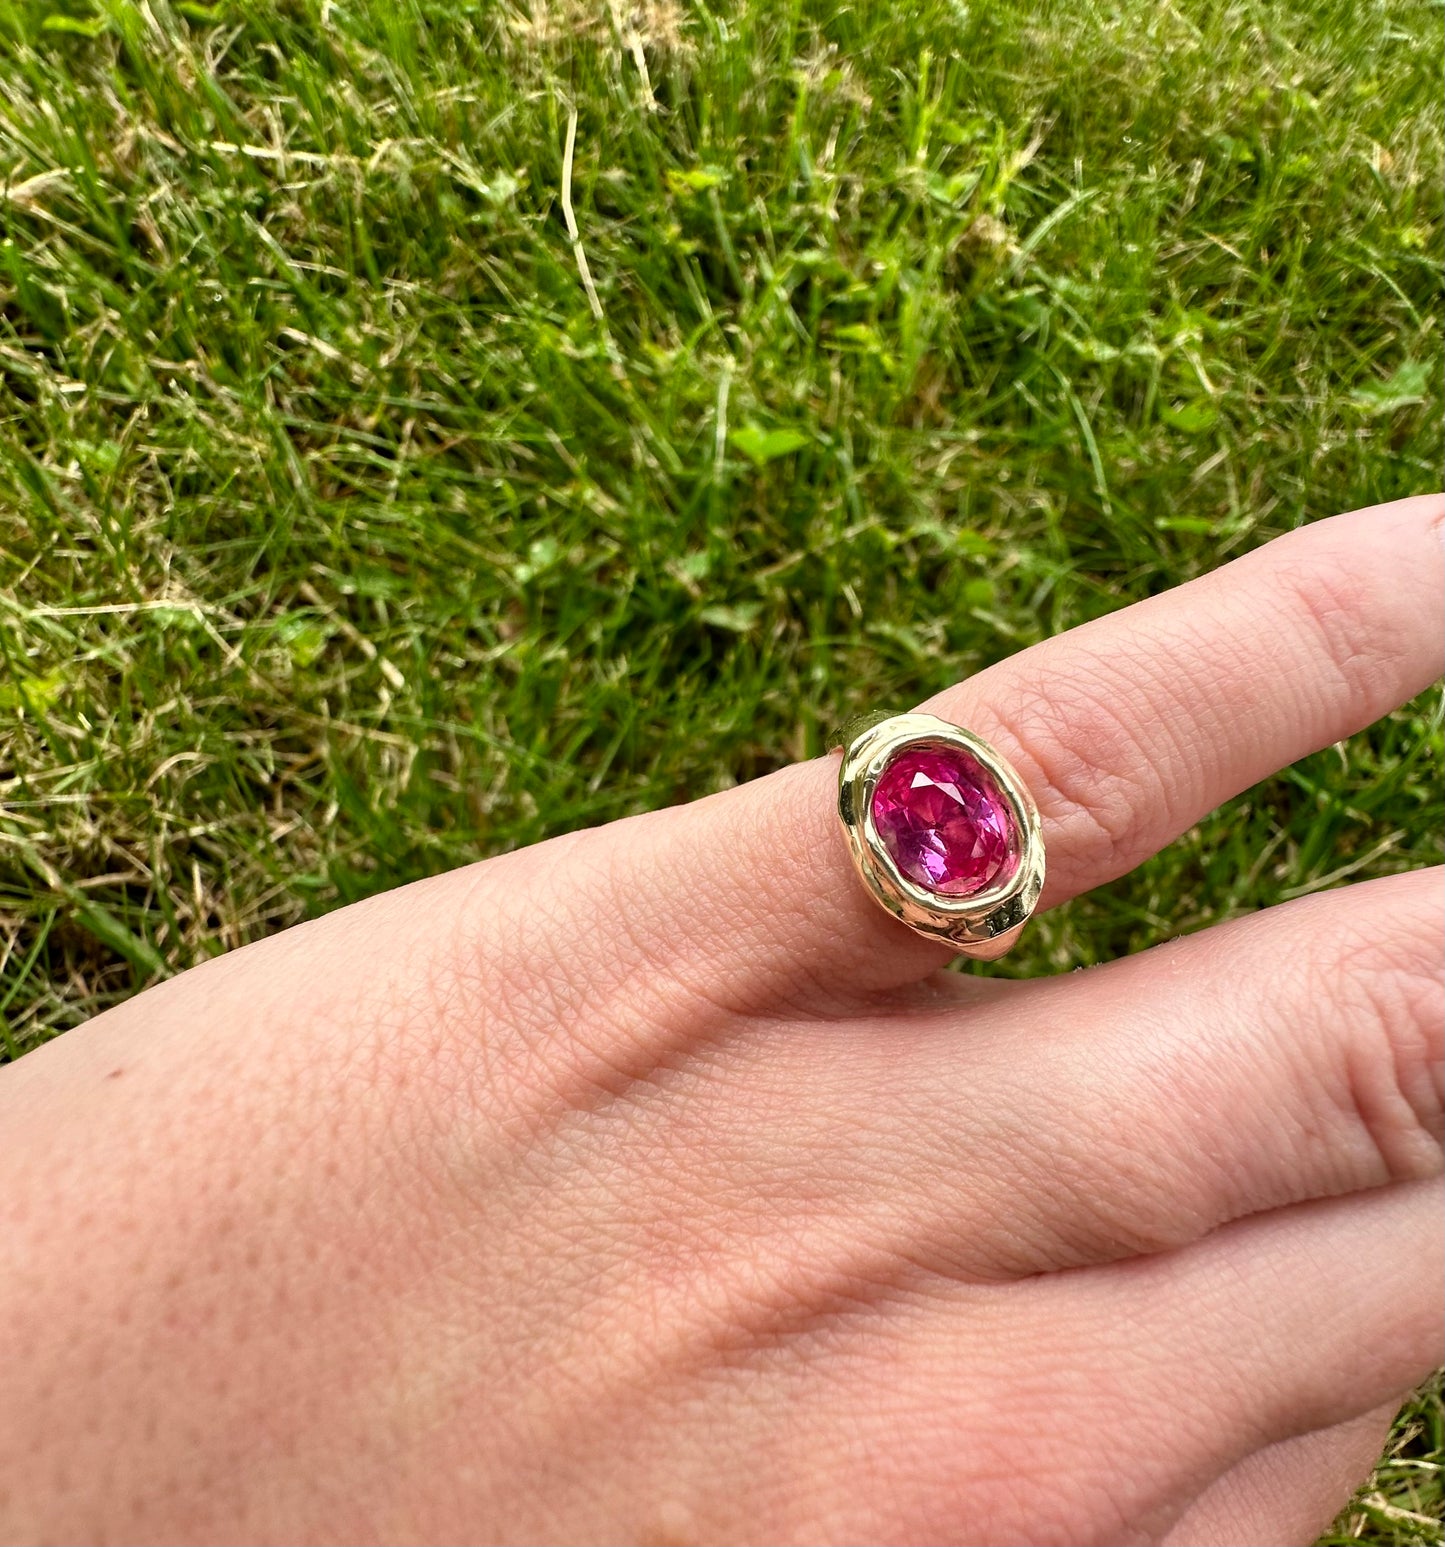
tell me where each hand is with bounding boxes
[2,495,1441,1546]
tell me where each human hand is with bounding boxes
[1,495,1441,1545]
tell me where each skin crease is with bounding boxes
[0,496,1442,1546]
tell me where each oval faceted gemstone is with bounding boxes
[871,745,1015,897]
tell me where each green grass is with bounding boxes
[0,0,1440,1537]
[1322,1376,1445,1547]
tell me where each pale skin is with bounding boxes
[1,496,1442,1546]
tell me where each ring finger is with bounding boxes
[589,492,1444,1006]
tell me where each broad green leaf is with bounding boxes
[666,167,724,195]
[0,670,65,713]
[729,425,808,466]
[1352,359,1432,416]
[1161,401,1218,435]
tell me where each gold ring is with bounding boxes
[833,711,1045,959]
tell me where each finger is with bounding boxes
[854,1182,1443,1545]
[1098,1181,1445,1487]
[896,865,1445,1273]
[657,867,1441,1283]
[612,492,1445,1002]
[1162,1402,1397,1547]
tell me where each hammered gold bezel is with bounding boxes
[835,712,1045,958]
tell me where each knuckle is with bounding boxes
[1326,902,1445,1182]
[987,663,1172,883]
[1272,531,1410,720]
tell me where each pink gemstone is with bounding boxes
[871,745,1015,897]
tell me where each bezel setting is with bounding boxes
[835,711,1045,958]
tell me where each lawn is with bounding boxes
[0,0,1441,1537]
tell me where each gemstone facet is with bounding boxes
[870,745,1015,897]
